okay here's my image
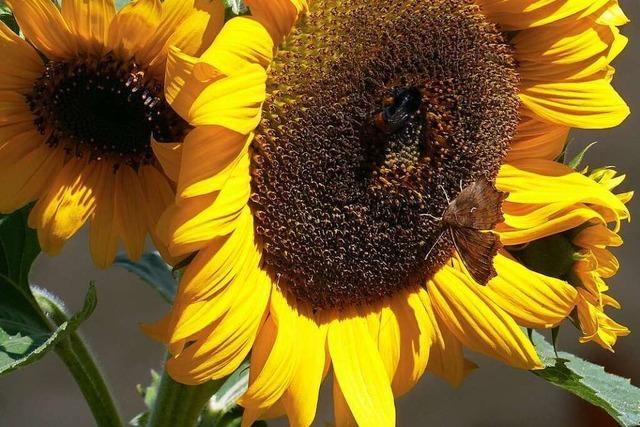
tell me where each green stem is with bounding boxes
[38,294,123,427]
[148,366,222,427]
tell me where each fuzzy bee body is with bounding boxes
[374,87,422,134]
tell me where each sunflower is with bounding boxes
[0,0,225,267]
[506,166,633,351]
[146,0,631,425]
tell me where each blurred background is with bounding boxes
[1,1,638,426]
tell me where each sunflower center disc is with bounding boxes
[251,0,520,310]
[27,55,189,167]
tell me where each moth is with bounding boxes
[426,178,508,285]
[374,87,422,134]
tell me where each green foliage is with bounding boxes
[0,208,97,376]
[132,361,252,427]
[131,370,162,426]
[115,252,178,304]
[0,284,97,376]
[0,1,18,34]
[532,331,640,426]
[566,141,598,169]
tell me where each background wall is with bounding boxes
[1,1,638,426]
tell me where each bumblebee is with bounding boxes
[374,87,422,134]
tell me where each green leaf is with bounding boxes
[115,252,177,304]
[567,141,598,169]
[532,331,640,426]
[0,1,18,34]
[0,207,41,289]
[0,207,46,336]
[0,284,97,376]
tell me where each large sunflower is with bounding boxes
[147,0,631,425]
[0,0,225,267]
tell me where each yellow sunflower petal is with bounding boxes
[499,203,604,245]
[165,266,271,383]
[483,253,577,329]
[282,307,327,427]
[576,289,629,351]
[149,0,224,75]
[333,376,358,427]
[187,64,267,133]
[168,210,259,338]
[596,2,629,26]
[6,0,76,59]
[365,301,400,383]
[61,0,115,53]
[0,22,43,92]
[513,17,625,82]
[506,113,569,162]
[137,0,196,66]
[169,156,251,256]
[0,144,64,213]
[164,46,267,134]
[240,289,301,415]
[419,290,477,388]
[29,158,98,255]
[163,47,205,121]
[0,91,34,130]
[0,129,44,172]
[89,161,120,269]
[114,164,148,260]
[151,140,182,182]
[429,264,542,370]
[480,0,610,31]
[107,0,162,59]
[239,314,277,426]
[138,165,176,262]
[519,79,629,129]
[177,126,251,199]
[328,310,395,427]
[498,159,628,220]
[195,16,274,81]
[389,289,434,396]
[245,0,308,45]
[573,224,622,249]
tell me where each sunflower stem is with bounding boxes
[39,294,123,427]
[148,364,222,427]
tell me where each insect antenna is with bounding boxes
[420,213,441,221]
[438,185,450,203]
[424,229,446,261]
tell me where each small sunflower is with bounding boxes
[508,166,633,351]
[147,0,631,425]
[0,0,225,267]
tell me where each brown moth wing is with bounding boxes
[442,179,508,230]
[450,227,501,285]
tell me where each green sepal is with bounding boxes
[532,331,640,427]
[566,141,598,169]
[550,326,560,356]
